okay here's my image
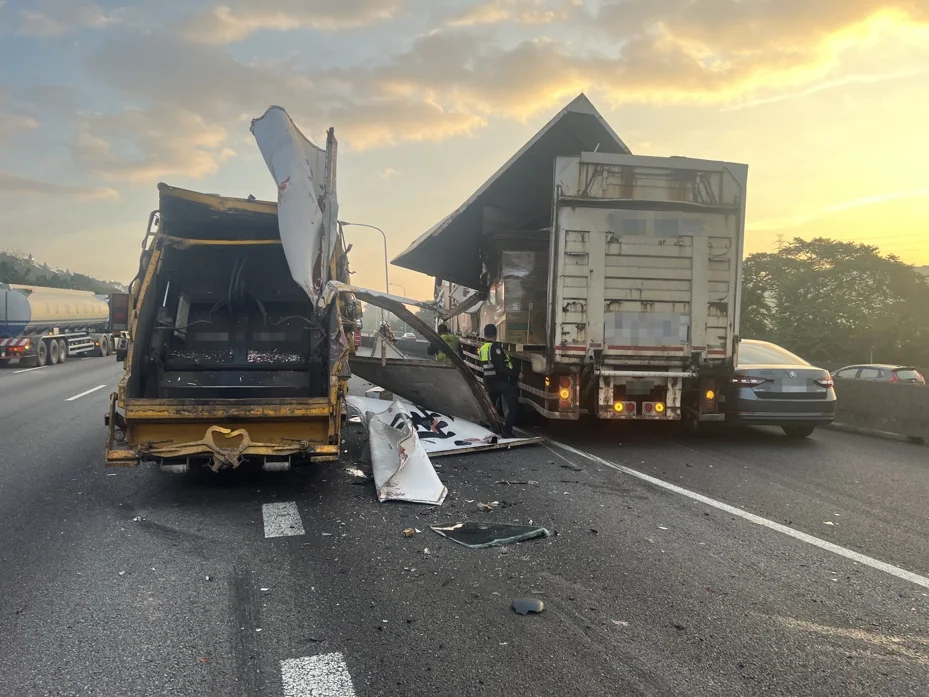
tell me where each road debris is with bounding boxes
[560,463,583,472]
[823,521,835,526]
[511,598,545,615]
[430,522,551,549]
[477,501,499,512]
[403,528,417,537]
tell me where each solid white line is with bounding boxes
[549,440,929,590]
[281,653,357,697]
[262,502,306,538]
[64,384,107,401]
[14,365,48,374]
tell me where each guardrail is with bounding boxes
[833,380,929,443]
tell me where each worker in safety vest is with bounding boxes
[478,323,519,438]
[427,323,462,362]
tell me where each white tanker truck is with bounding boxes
[0,284,130,368]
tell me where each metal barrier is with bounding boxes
[833,380,929,442]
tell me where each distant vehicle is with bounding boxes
[721,339,836,438]
[831,364,926,385]
[401,332,416,340]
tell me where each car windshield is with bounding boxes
[738,342,809,367]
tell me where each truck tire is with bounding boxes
[104,335,113,356]
[58,339,68,363]
[48,338,60,365]
[36,340,48,366]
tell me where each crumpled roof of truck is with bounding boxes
[391,94,630,291]
[157,184,280,240]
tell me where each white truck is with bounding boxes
[394,94,747,428]
[444,152,748,427]
[0,284,130,367]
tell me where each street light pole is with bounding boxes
[340,221,390,329]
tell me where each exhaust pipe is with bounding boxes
[263,458,291,472]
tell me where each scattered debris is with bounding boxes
[322,532,334,537]
[823,521,835,526]
[512,598,545,615]
[344,467,367,478]
[260,588,271,592]
[477,501,499,512]
[205,575,213,582]
[430,522,551,549]
[403,528,417,537]
[200,657,209,664]
[590,529,599,535]
[348,416,362,424]
[672,623,687,631]
[118,571,126,576]
[658,526,669,530]
[560,464,583,473]
[131,516,143,522]
[612,620,629,627]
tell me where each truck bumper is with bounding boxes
[105,394,340,470]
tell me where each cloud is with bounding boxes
[17,0,112,37]
[182,0,404,44]
[445,0,581,27]
[73,104,235,182]
[0,171,119,201]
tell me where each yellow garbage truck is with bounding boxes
[105,178,358,473]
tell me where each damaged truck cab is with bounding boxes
[105,184,357,472]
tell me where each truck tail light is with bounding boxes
[558,376,574,402]
[613,401,624,413]
[703,381,718,412]
[654,402,665,414]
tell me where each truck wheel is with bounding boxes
[103,335,112,356]
[58,339,68,363]
[36,340,48,366]
[48,339,60,365]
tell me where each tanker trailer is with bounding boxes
[0,284,118,367]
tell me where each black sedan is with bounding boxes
[723,339,836,438]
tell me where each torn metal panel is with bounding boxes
[332,282,499,428]
[391,93,631,290]
[251,106,337,301]
[365,409,448,506]
[349,358,490,425]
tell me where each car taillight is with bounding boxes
[815,376,834,388]
[731,376,767,386]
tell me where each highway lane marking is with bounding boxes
[548,440,929,591]
[281,653,357,697]
[64,384,108,402]
[263,502,306,538]
[13,366,48,374]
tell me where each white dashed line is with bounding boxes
[281,653,357,697]
[262,502,306,538]
[550,440,929,590]
[65,384,108,401]
[14,365,48,374]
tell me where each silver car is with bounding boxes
[723,339,837,438]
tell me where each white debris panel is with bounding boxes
[347,396,541,457]
[251,106,337,302]
[360,401,448,506]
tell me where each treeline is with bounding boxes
[0,251,125,294]
[740,238,929,369]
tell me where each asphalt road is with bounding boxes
[1,364,928,696]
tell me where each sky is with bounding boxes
[1,0,928,299]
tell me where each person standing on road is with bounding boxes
[427,323,462,361]
[479,323,519,438]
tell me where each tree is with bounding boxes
[740,238,929,367]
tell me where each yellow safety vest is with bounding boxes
[437,333,461,361]
[479,342,512,380]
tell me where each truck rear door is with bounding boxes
[549,153,747,366]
